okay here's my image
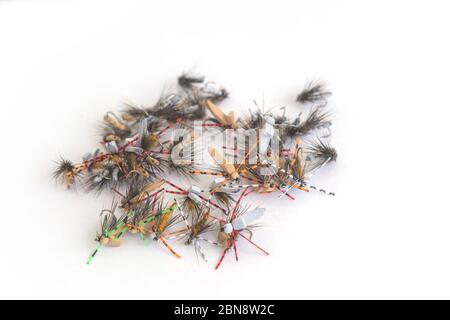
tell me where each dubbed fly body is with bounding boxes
[86,203,130,265]
[297,80,332,106]
[218,208,265,246]
[86,196,180,264]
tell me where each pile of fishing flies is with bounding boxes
[54,73,337,269]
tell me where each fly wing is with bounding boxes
[231,208,265,230]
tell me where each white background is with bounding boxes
[0,0,449,299]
